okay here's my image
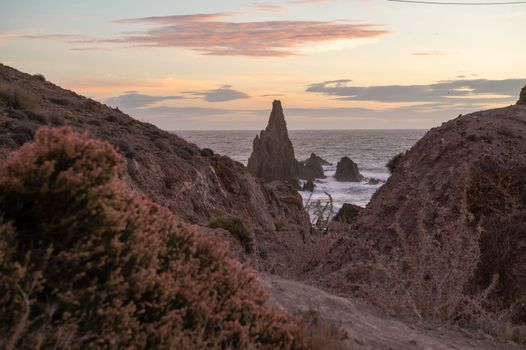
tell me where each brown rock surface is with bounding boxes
[247,100,298,182]
[0,64,311,275]
[518,85,526,105]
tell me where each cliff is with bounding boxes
[0,64,311,276]
[313,98,526,324]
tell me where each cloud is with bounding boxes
[105,92,185,109]
[250,2,285,11]
[412,50,445,56]
[107,13,388,57]
[183,85,250,102]
[306,78,526,103]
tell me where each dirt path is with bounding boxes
[260,274,524,350]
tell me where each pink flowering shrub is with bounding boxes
[0,127,307,349]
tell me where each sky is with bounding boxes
[0,0,525,130]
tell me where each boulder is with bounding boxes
[518,85,526,105]
[302,179,315,192]
[308,153,331,166]
[333,203,363,224]
[298,153,326,179]
[367,178,382,185]
[247,100,298,182]
[334,156,363,182]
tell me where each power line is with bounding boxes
[388,0,526,4]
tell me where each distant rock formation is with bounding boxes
[247,101,298,182]
[333,203,363,224]
[302,179,315,192]
[298,153,327,180]
[518,85,526,105]
[335,156,363,182]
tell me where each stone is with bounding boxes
[247,100,298,182]
[518,85,526,105]
[333,203,363,224]
[298,153,326,180]
[367,178,382,185]
[335,156,363,182]
[302,179,315,192]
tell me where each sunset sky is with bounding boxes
[1,0,525,130]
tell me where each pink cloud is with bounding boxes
[250,2,286,11]
[109,13,389,57]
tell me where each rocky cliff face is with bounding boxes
[314,98,526,322]
[0,64,311,276]
[518,85,526,105]
[247,100,298,182]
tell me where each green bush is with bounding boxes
[386,151,405,174]
[33,73,46,81]
[208,215,254,253]
[0,127,307,349]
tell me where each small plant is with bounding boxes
[208,215,254,253]
[0,84,36,110]
[32,73,46,81]
[386,151,405,173]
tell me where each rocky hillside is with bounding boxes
[313,95,526,325]
[0,64,311,276]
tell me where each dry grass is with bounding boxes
[0,84,37,110]
[295,311,348,350]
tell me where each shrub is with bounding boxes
[0,127,307,349]
[33,73,46,82]
[386,151,405,173]
[0,85,36,110]
[208,215,254,253]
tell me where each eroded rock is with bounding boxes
[298,153,326,180]
[518,85,526,105]
[333,203,363,224]
[247,100,298,182]
[335,156,363,182]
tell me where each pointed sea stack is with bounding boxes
[248,100,298,182]
[518,85,526,105]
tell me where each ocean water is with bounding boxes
[176,130,426,212]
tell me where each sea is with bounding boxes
[176,130,426,213]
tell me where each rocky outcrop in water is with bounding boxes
[334,156,363,182]
[298,153,326,180]
[518,85,526,105]
[302,179,315,192]
[247,101,298,182]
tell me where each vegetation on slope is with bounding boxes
[0,127,309,349]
